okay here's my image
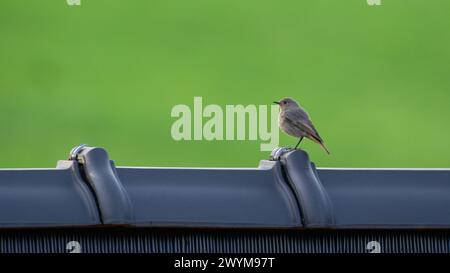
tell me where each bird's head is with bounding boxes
[273,97,299,110]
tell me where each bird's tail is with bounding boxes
[319,142,331,155]
[308,134,331,155]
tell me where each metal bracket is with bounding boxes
[270,147,294,161]
[69,144,88,161]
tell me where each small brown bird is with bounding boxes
[274,97,330,154]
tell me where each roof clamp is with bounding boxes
[270,147,294,161]
[69,144,88,163]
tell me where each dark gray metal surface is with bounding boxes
[317,168,450,227]
[76,147,135,225]
[279,150,335,227]
[0,161,100,227]
[115,160,302,227]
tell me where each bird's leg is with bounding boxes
[294,137,304,150]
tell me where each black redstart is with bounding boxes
[274,97,330,154]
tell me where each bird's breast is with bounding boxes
[279,113,306,138]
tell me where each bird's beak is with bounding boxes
[273,101,280,105]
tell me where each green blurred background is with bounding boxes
[0,0,449,168]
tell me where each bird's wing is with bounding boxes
[284,108,323,142]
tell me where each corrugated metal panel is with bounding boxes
[0,229,449,253]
